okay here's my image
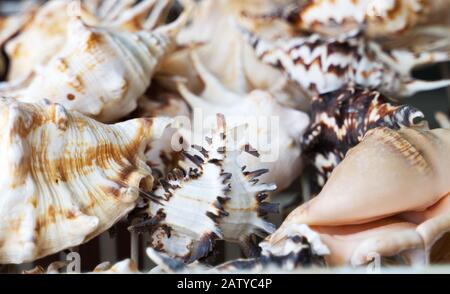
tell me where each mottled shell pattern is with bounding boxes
[131,115,278,262]
[0,98,170,264]
[242,28,450,97]
[302,85,425,193]
[177,52,310,192]
[0,0,192,123]
[264,126,450,266]
[245,0,450,38]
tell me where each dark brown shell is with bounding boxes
[302,85,426,193]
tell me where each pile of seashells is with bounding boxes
[0,0,449,274]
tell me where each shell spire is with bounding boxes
[0,98,170,264]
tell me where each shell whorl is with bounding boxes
[364,127,432,175]
[0,98,170,264]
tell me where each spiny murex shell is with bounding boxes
[0,98,170,264]
[0,0,192,123]
[302,85,426,192]
[177,52,310,192]
[242,28,450,97]
[147,230,326,273]
[131,115,278,262]
[263,126,450,266]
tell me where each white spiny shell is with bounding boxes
[4,0,174,81]
[268,0,450,38]
[0,1,191,122]
[133,115,278,262]
[0,98,170,264]
[177,54,310,192]
[243,29,450,97]
[138,157,229,263]
[263,126,450,266]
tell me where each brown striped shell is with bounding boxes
[0,98,170,264]
[242,28,450,98]
[4,0,174,81]
[0,0,191,123]
[263,126,450,266]
[302,85,426,193]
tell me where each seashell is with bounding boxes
[0,2,191,123]
[22,261,69,274]
[177,53,310,192]
[92,259,139,274]
[0,98,170,264]
[302,85,426,193]
[131,115,278,262]
[159,0,307,109]
[243,0,450,38]
[4,0,174,81]
[147,231,326,273]
[132,86,190,180]
[0,1,38,78]
[263,126,450,266]
[241,28,450,98]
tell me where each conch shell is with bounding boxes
[131,115,278,262]
[0,1,191,122]
[0,98,170,264]
[242,28,450,97]
[302,85,426,192]
[177,53,310,192]
[5,0,174,81]
[263,126,450,266]
[159,0,307,109]
[243,0,450,38]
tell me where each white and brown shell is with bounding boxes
[131,115,278,262]
[177,53,310,192]
[4,0,174,81]
[302,85,426,193]
[244,0,450,38]
[0,98,170,264]
[0,1,191,123]
[242,28,450,98]
[159,0,307,109]
[263,126,450,266]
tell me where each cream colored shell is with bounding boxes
[264,126,450,266]
[0,1,191,123]
[0,98,170,264]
